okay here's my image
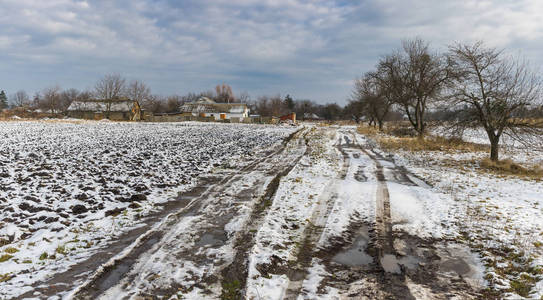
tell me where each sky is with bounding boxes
[1,0,543,105]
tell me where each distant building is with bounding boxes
[66,99,142,121]
[303,113,322,121]
[179,97,249,120]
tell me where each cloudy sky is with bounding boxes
[1,0,543,104]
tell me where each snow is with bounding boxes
[0,120,296,298]
[379,125,543,298]
[246,127,341,300]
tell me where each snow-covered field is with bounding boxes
[0,120,294,297]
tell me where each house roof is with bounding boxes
[180,98,248,114]
[67,99,137,112]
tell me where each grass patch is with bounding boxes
[56,245,67,255]
[480,158,543,179]
[0,254,13,262]
[39,252,48,260]
[4,247,19,254]
[220,280,242,300]
[0,273,12,282]
[375,135,486,153]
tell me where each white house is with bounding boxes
[179,97,249,120]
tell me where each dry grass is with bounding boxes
[358,124,543,180]
[480,158,543,179]
[358,124,487,153]
[377,136,487,153]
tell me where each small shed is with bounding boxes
[67,99,142,121]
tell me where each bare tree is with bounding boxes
[125,80,151,103]
[343,100,365,123]
[42,86,62,114]
[238,91,251,103]
[94,73,126,99]
[60,88,80,112]
[353,73,392,130]
[448,41,543,161]
[11,90,30,107]
[215,83,235,103]
[377,39,451,137]
[94,74,126,118]
[165,94,183,113]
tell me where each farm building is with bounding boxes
[66,99,142,121]
[179,97,249,120]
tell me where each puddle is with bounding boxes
[354,166,367,182]
[380,253,420,274]
[436,243,485,289]
[332,228,372,266]
[195,229,228,247]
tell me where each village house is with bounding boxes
[179,97,249,120]
[66,98,142,121]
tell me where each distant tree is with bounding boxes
[42,86,62,114]
[60,88,80,112]
[141,94,165,114]
[32,92,41,108]
[284,94,295,111]
[255,96,270,116]
[238,91,251,103]
[94,73,126,100]
[447,41,543,161]
[215,83,235,103]
[377,38,451,137]
[125,80,151,103]
[354,73,393,130]
[295,100,317,120]
[165,94,183,113]
[319,103,342,121]
[77,90,93,101]
[0,90,8,110]
[94,74,126,118]
[269,95,285,116]
[343,100,365,123]
[11,90,30,107]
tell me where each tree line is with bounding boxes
[348,38,543,161]
[1,74,356,120]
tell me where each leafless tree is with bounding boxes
[42,86,62,114]
[94,73,126,118]
[165,94,183,113]
[448,41,543,161]
[377,38,451,137]
[94,73,126,100]
[238,91,251,103]
[11,90,30,107]
[353,73,392,130]
[125,80,151,103]
[343,100,365,123]
[215,83,235,103]
[60,88,80,112]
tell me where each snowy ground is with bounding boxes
[0,120,295,298]
[246,126,485,299]
[2,120,539,299]
[379,125,543,299]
